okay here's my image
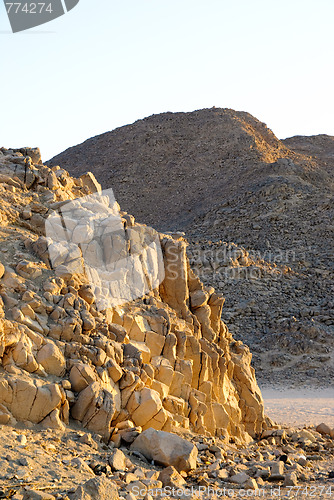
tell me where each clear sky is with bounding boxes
[1,0,333,161]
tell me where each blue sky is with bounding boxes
[1,0,333,161]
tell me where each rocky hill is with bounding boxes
[47,108,300,232]
[2,148,334,500]
[48,109,334,387]
[283,134,334,168]
[0,147,267,442]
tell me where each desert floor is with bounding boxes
[261,387,334,427]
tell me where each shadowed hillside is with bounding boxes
[48,109,334,386]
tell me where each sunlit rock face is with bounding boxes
[0,147,265,443]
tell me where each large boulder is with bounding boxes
[71,382,118,438]
[130,428,198,472]
[127,387,162,427]
[79,172,102,194]
[72,476,119,500]
[0,376,63,424]
[36,341,66,376]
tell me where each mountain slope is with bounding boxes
[48,109,334,386]
[283,134,334,170]
[48,108,308,231]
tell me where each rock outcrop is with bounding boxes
[0,146,265,444]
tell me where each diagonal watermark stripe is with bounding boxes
[45,188,165,310]
[3,0,80,33]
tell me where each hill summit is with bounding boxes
[47,108,298,231]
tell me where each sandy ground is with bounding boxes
[261,387,334,427]
[1,392,334,499]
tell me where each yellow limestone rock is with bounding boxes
[130,388,163,427]
[130,428,198,472]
